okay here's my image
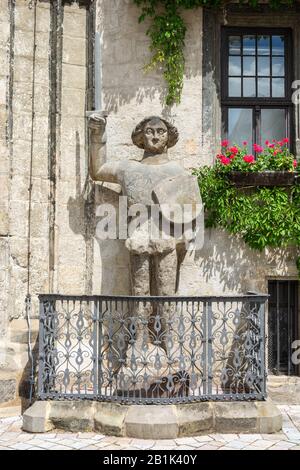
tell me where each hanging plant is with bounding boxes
[133,0,297,105]
[193,139,300,276]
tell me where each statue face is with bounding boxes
[143,119,168,154]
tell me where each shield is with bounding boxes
[152,174,203,225]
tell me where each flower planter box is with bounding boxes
[227,171,299,187]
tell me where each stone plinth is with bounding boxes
[22,399,282,438]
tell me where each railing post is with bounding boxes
[38,298,45,399]
[93,298,99,397]
[259,300,267,397]
[207,300,213,396]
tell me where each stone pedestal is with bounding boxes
[22,399,282,438]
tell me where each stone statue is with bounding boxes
[88,113,202,395]
[89,114,202,298]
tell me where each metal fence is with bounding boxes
[38,294,268,404]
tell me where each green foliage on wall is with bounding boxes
[133,0,296,105]
[194,165,300,275]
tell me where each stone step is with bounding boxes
[0,405,21,419]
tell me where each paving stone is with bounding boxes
[194,435,213,443]
[219,447,238,450]
[197,444,221,450]
[28,447,44,450]
[151,445,178,451]
[42,434,57,439]
[131,439,155,450]
[238,435,263,443]
[91,434,106,440]
[77,433,97,439]
[251,439,276,449]
[100,445,123,450]
[224,440,247,449]
[69,441,91,450]
[115,438,134,446]
[56,438,81,447]
[269,441,298,450]
[242,446,261,450]
[175,445,198,450]
[175,437,199,446]
[50,445,73,450]
[80,445,99,450]
[10,442,33,450]
[216,434,241,441]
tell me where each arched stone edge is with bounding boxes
[22,399,282,438]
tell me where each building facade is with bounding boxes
[0,0,299,410]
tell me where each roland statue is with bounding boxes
[88,113,202,388]
[88,113,202,300]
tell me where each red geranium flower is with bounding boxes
[220,156,231,165]
[221,140,229,147]
[229,146,238,155]
[244,155,255,164]
[282,138,289,144]
[293,159,298,168]
[253,144,263,153]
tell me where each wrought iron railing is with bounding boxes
[38,294,268,404]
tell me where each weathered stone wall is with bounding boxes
[0,0,96,405]
[0,0,298,407]
[0,0,10,366]
[97,0,298,299]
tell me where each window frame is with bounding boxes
[221,26,294,148]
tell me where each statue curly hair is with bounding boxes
[131,116,179,150]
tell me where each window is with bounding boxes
[268,280,299,376]
[221,28,293,149]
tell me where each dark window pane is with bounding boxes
[258,57,270,76]
[258,35,270,55]
[243,78,256,97]
[229,77,241,97]
[272,78,285,97]
[228,108,253,147]
[243,35,256,55]
[258,78,270,97]
[229,56,241,76]
[261,108,286,143]
[272,35,285,56]
[272,57,285,77]
[229,36,241,55]
[243,57,255,76]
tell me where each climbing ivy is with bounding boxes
[193,165,300,276]
[133,0,296,105]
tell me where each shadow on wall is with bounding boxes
[100,3,202,115]
[67,132,130,295]
[195,227,296,293]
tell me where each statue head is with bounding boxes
[132,116,179,155]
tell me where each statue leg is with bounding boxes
[129,253,151,348]
[154,249,177,354]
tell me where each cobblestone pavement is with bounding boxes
[0,405,300,451]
